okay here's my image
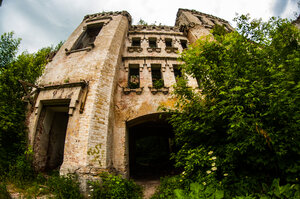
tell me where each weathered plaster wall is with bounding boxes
[27,9,233,189]
[27,13,131,181]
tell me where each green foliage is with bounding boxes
[89,172,143,199]
[7,147,35,188]
[0,32,60,176]
[262,178,300,199]
[153,79,164,89]
[175,182,224,199]
[151,176,183,199]
[0,182,11,199]
[164,15,300,196]
[0,32,21,69]
[128,81,139,89]
[137,19,148,25]
[47,173,83,199]
[128,75,140,89]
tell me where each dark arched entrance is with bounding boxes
[128,113,175,179]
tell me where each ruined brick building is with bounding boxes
[26,9,233,187]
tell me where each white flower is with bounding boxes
[89,185,92,188]
[224,173,228,176]
[206,170,212,174]
[208,151,213,155]
[212,156,217,160]
[90,189,94,192]
[203,182,206,185]
[211,162,216,166]
[88,195,91,197]
[212,167,217,171]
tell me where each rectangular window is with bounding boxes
[149,38,157,48]
[173,65,182,82]
[180,40,187,49]
[72,23,103,50]
[132,37,141,47]
[151,64,164,89]
[128,64,140,89]
[197,16,204,24]
[165,38,172,47]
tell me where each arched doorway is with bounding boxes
[127,113,175,179]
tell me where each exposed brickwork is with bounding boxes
[26,9,232,190]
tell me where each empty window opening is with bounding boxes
[33,102,70,171]
[72,23,103,50]
[132,37,141,47]
[173,65,183,81]
[211,19,216,25]
[180,40,187,49]
[149,38,157,48]
[151,64,164,89]
[128,64,140,89]
[197,16,204,24]
[128,119,175,179]
[165,38,172,47]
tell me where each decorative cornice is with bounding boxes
[148,87,169,95]
[122,56,178,61]
[39,81,88,90]
[176,8,230,25]
[122,87,143,95]
[127,46,143,53]
[129,25,181,32]
[83,11,132,24]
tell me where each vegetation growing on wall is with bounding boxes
[0,12,299,198]
[157,15,300,198]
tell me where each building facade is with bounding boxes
[26,9,233,187]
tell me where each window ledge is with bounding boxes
[148,86,169,95]
[122,87,143,95]
[165,47,178,53]
[147,47,161,53]
[65,43,95,55]
[127,46,143,53]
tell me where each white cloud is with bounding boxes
[0,0,299,53]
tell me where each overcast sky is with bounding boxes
[0,0,299,53]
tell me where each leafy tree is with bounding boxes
[0,32,20,69]
[164,15,300,195]
[0,32,61,176]
[137,19,148,25]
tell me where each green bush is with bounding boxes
[7,150,36,188]
[164,15,300,197]
[47,173,83,199]
[153,79,164,89]
[89,172,143,199]
[175,182,224,199]
[0,182,11,199]
[261,178,300,199]
[151,175,183,199]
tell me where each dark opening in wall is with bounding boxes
[180,40,187,49]
[128,117,175,179]
[33,102,70,171]
[149,38,157,48]
[197,16,204,25]
[151,64,164,89]
[128,64,140,89]
[165,38,172,47]
[173,65,182,82]
[132,37,141,47]
[72,23,103,50]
